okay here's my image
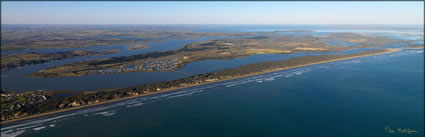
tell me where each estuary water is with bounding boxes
[1,48,423,137]
[0,36,242,91]
[1,26,423,92]
[1,25,424,136]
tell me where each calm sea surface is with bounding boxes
[1,25,423,136]
[1,48,423,137]
[2,26,423,92]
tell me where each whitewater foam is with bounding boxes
[126,103,144,108]
[33,126,46,131]
[95,110,116,117]
[0,130,25,137]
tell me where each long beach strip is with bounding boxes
[0,48,401,125]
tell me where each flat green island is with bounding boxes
[30,33,402,78]
[1,50,119,71]
[1,48,400,123]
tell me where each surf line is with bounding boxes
[0,48,402,125]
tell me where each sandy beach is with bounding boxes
[0,48,401,125]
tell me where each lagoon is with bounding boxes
[2,48,423,137]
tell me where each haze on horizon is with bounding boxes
[1,2,424,25]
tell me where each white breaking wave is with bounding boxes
[1,113,75,131]
[16,124,43,131]
[33,126,46,131]
[264,77,275,81]
[318,65,330,69]
[1,103,123,136]
[0,130,25,137]
[126,103,144,108]
[95,110,116,117]
[345,60,361,63]
[225,81,248,87]
[0,61,326,137]
[167,89,204,99]
[0,62,329,136]
[3,46,422,137]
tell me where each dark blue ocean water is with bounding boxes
[1,48,423,137]
[1,25,423,92]
[1,25,424,137]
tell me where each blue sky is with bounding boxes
[1,2,423,24]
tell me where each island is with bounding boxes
[1,48,400,124]
[1,50,119,71]
[127,44,149,50]
[30,33,403,78]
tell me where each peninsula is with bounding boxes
[1,48,400,124]
[30,33,403,78]
[1,50,119,71]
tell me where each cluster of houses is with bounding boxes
[1,90,48,112]
[142,58,182,71]
[93,58,182,74]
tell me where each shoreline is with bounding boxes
[0,48,401,125]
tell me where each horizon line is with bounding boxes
[2,24,424,25]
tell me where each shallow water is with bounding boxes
[1,26,423,92]
[2,48,423,137]
[0,36,241,91]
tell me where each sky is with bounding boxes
[1,2,424,25]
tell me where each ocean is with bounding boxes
[1,25,423,137]
[2,48,423,137]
